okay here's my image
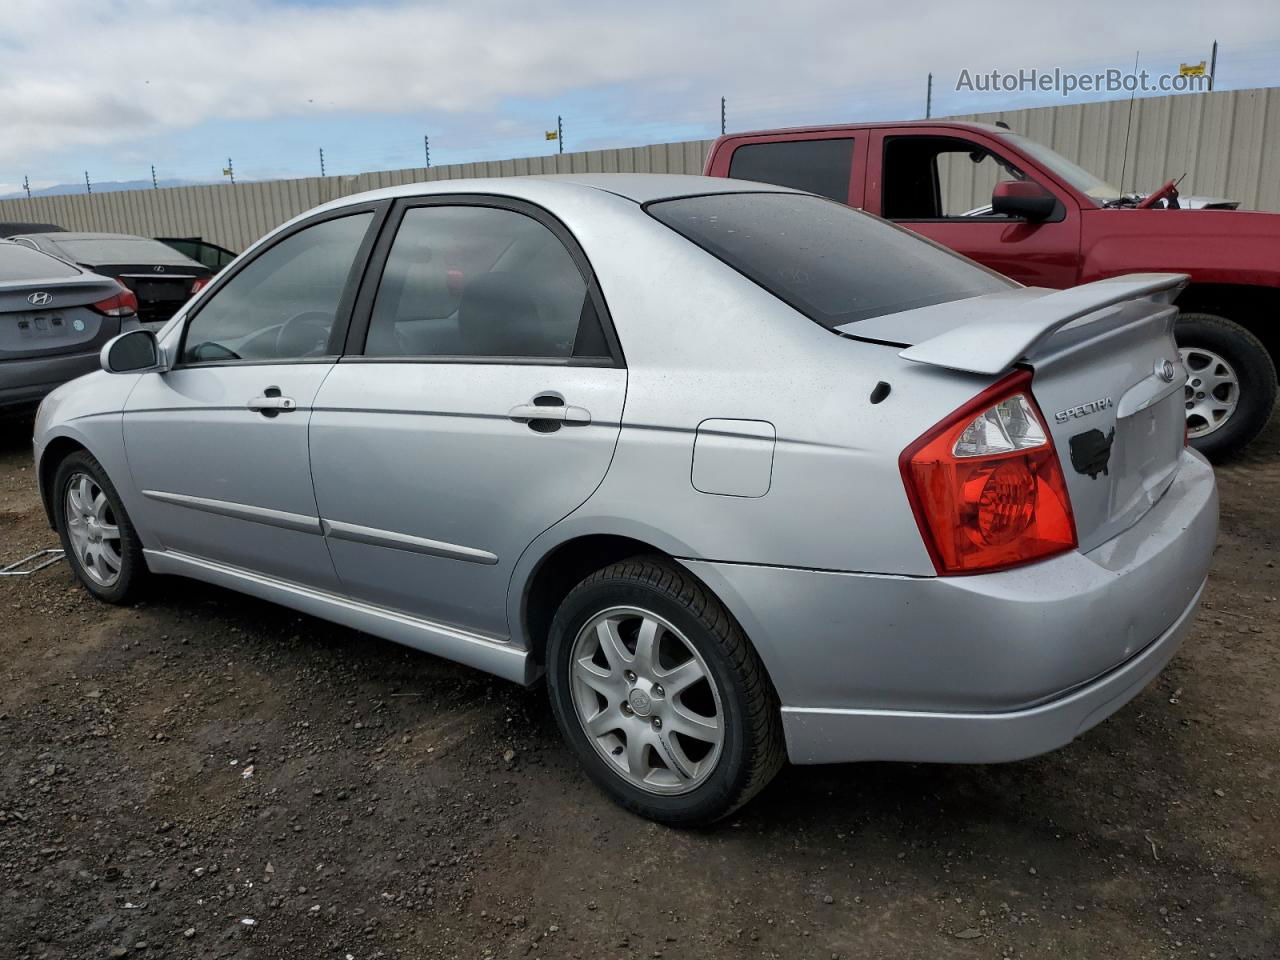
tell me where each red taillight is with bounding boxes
[900,369,1077,575]
[90,286,138,318]
[190,276,210,295]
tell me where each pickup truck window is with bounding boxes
[883,136,1023,219]
[728,138,854,203]
[648,192,1013,328]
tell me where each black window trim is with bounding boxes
[340,194,625,369]
[172,200,391,370]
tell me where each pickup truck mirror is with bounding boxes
[991,180,1056,222]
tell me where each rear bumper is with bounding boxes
[681,448,1217,765]
[780,578,1203,763]
[0,351,101,409]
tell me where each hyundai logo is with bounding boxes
[27,291,52,306]
[154,265,166,273]
[1156,358,1177,383]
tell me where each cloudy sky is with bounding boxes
[2,0,1278,194]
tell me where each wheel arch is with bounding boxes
[37,434,91,529]
[1175,283,1280,380]
[518,532,674,669]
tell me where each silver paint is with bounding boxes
[33,175,1218,769]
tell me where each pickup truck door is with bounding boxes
[865,128,1081,289]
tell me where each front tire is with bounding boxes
[546,557,784,826]
[52,451,148,604]
[1176,313,1277,460]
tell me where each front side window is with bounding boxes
[648,192,1014,329]
[728,138,855,203]
[363,205,608,361]
[181,212,372,364]
[882,136,1027,219]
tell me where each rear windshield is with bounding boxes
[45,236,198,266]
[647,192,1014,327]
[0,242,81,280]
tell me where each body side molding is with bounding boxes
[321,518,498,565]
[141,489,321,534]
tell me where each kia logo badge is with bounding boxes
[1156,358,1177,383]
[27,291,52,306]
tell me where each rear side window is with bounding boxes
[362,205,608,361]
[647,193,1014,328]
[728,139,854,203]
[0,242,80,280]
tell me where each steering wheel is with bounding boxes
[274,311,333,358]
[1137,177,1180,209]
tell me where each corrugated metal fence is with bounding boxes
[2,86,1276,252]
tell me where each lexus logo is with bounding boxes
[1155,358,1177,383]
[27,291,52,306]
[154,265,166,273]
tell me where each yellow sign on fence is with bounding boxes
[545,130,558,141]
[1180,61,1207,76]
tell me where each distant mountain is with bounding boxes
[1,177,232,200]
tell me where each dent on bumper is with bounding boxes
[681,449,1217,765]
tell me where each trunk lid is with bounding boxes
[840,274,1188,551]
[98,265,209,325]
[0,274,126,361]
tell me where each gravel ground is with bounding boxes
[0,412,1277,960]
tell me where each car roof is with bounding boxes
[0,222,64,237]
[19,232,157,241]
[326,173,799,211]
[717,119,1013,140]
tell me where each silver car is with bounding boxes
[32,175,1218,825]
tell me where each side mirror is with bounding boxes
[991,180,1057,221]
[101,329,167,374]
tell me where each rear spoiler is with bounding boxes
[893,274,1188,375]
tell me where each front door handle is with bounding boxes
[508,397,591,428]
[248,393,296,415]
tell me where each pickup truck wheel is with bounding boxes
[546,557,785,826]
[1175,313,1277,460]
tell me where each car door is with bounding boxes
[868,131,1081,288]
[123,204,385,590]
[308,197,627,637]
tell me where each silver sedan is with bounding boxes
[32,175,1217,824]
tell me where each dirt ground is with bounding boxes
[0,413,1276,960]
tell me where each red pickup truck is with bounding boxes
[705,121,1277,458]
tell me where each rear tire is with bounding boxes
[1175,313,1276,460]
[52,451,148,604]
[546,557,784,826]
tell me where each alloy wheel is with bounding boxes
[64,472,123,587]
[1180,345,1240,439]
[568,606,724,795]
